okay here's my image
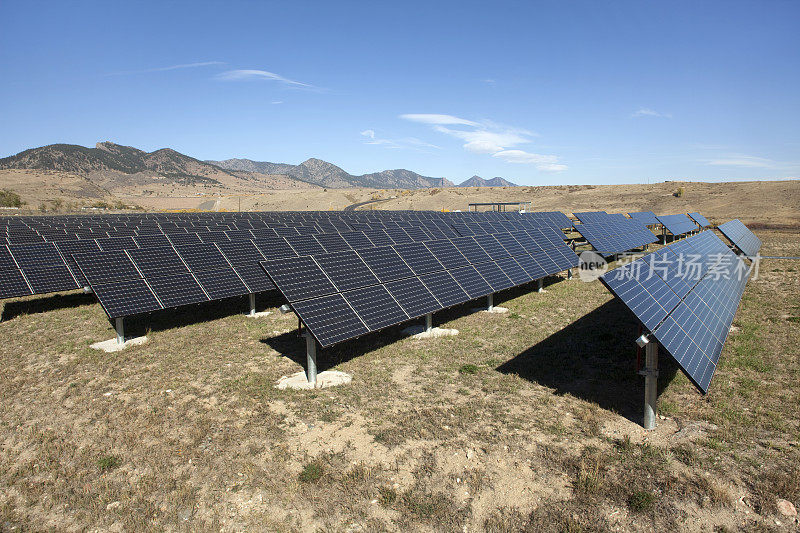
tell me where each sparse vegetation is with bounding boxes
[0,189,23,207]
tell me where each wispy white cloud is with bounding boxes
[401,113,565,172]
[360,129,440,151]
[216,69,315,88]
[632,107,672,118]
[399,114,478,126]
[107,61,224,76]
[271,100,284,105]
[706,155,775,168]
[482,78,496,85]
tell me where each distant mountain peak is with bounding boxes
[457,175,518,187]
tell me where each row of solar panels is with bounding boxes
[600,222,760,393]
[0,215,565,300]
[579,210,710,230]
[0,211,573,241]
[261,229,579,347]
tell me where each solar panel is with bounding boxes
[657,214,697,237]
[145,273,209,307]
[253,237,298,260]
[314,233,351,253]
[0,269,32,299]
[340,231,376,251]
[216,241,265,267]
[0,247,18,270]
[193,267,250,300]
[420,270,468,308]
[473,233,509,258]
[73,251,141,285]
[96,236,138,251]
[175,243,230,271]
[393,242,444,275]
[473,261,515,291]
[286,234,327,256]
[92,278,163,319]
[232,263,275,293]
[357,246,415,283]
[8,243,64,269]
[449,265,493,299]
[343,285,409,330]
[384,277,442,318]
[687,212,711,228]
[291,293,369,348]
[628,211,659,226]
[260,256,337,302]
[424,239,469,270]
[495,256,531,285]
[22,264,79,294]
[128,247,189,278]
[450,237,493,265]
[314,250,380,292]
[363,229,394,248]
[600,230,751,393]
[717,219,761,257]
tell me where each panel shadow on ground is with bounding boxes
[497,298,679,424]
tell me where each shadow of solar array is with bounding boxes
[656,214,699,236]
[600,230,752,393]
[261,228,579,348]
[717,219,762,257]
[573,213,658,256]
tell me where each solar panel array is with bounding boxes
[573,213,657,256]
[262,228,579,348]
[656,214,698,237]
[573,211,608,224]
[600,231,751,392]
[687,212,711,228]
[628,211,660,226]
[717,219,762,257]
[0,211,571,303]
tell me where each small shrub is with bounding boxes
[378,486,397,506]
[459,364,479,375]
[628,490,655,512]
[0,189,23,207]
[97,455,121,472]
[673,187,685,197]
[298,462,324,483]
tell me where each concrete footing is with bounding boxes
[90,336,148,352]
[275,370,352,390]
[472,306,509,314]
[245,311,272,318]
[401,325,459,339]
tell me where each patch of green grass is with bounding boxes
[628,490,655,512]
[459,364,479,375]
[787,316,800,323]
[659,399,678,416]
[96,455,121,473]
[298,462,324,483]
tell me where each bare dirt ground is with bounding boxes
[0,227,798,531]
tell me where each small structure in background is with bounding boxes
[468,201,531,212]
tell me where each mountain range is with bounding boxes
[0,141,518,189]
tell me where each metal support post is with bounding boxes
[248,293,256,316]
[567,268,573,280]
[115,317,125,345]
[305,333,318,385]
[642,342,659,430]
[662,226,666,244]
[487,293,494,311]
[537,279,544,293]
[425,313,433,332]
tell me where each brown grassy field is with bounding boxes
[0,225,798,531]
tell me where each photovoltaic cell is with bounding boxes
[286,234,327,256]
[128,247,189,278]
[291,293,369,348]
[193,267,250,300]
[449,265,493,299]
[260,256,337,302]
[393,242,444,275]
[92,278,162,319]
[146,273,209,307]
[357,246,415,283]
[22,264,78,294]
[175,243,230,271]
[343,285,408,330]
[0,269,32,298]
[420,270,468,308]
[385,277,442,318]
[424,239,469,269]
[314,250,380,292]
[73,251,141,285]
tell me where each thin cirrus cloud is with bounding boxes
[400,113,566,172]
[215,69,315,89]
[106,61,225,76]
[359,129,440,151]
[632,107,672,118]
[706,155,775,168]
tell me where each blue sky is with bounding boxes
[1,0,798,185]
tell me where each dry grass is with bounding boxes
[0,229,798,531]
